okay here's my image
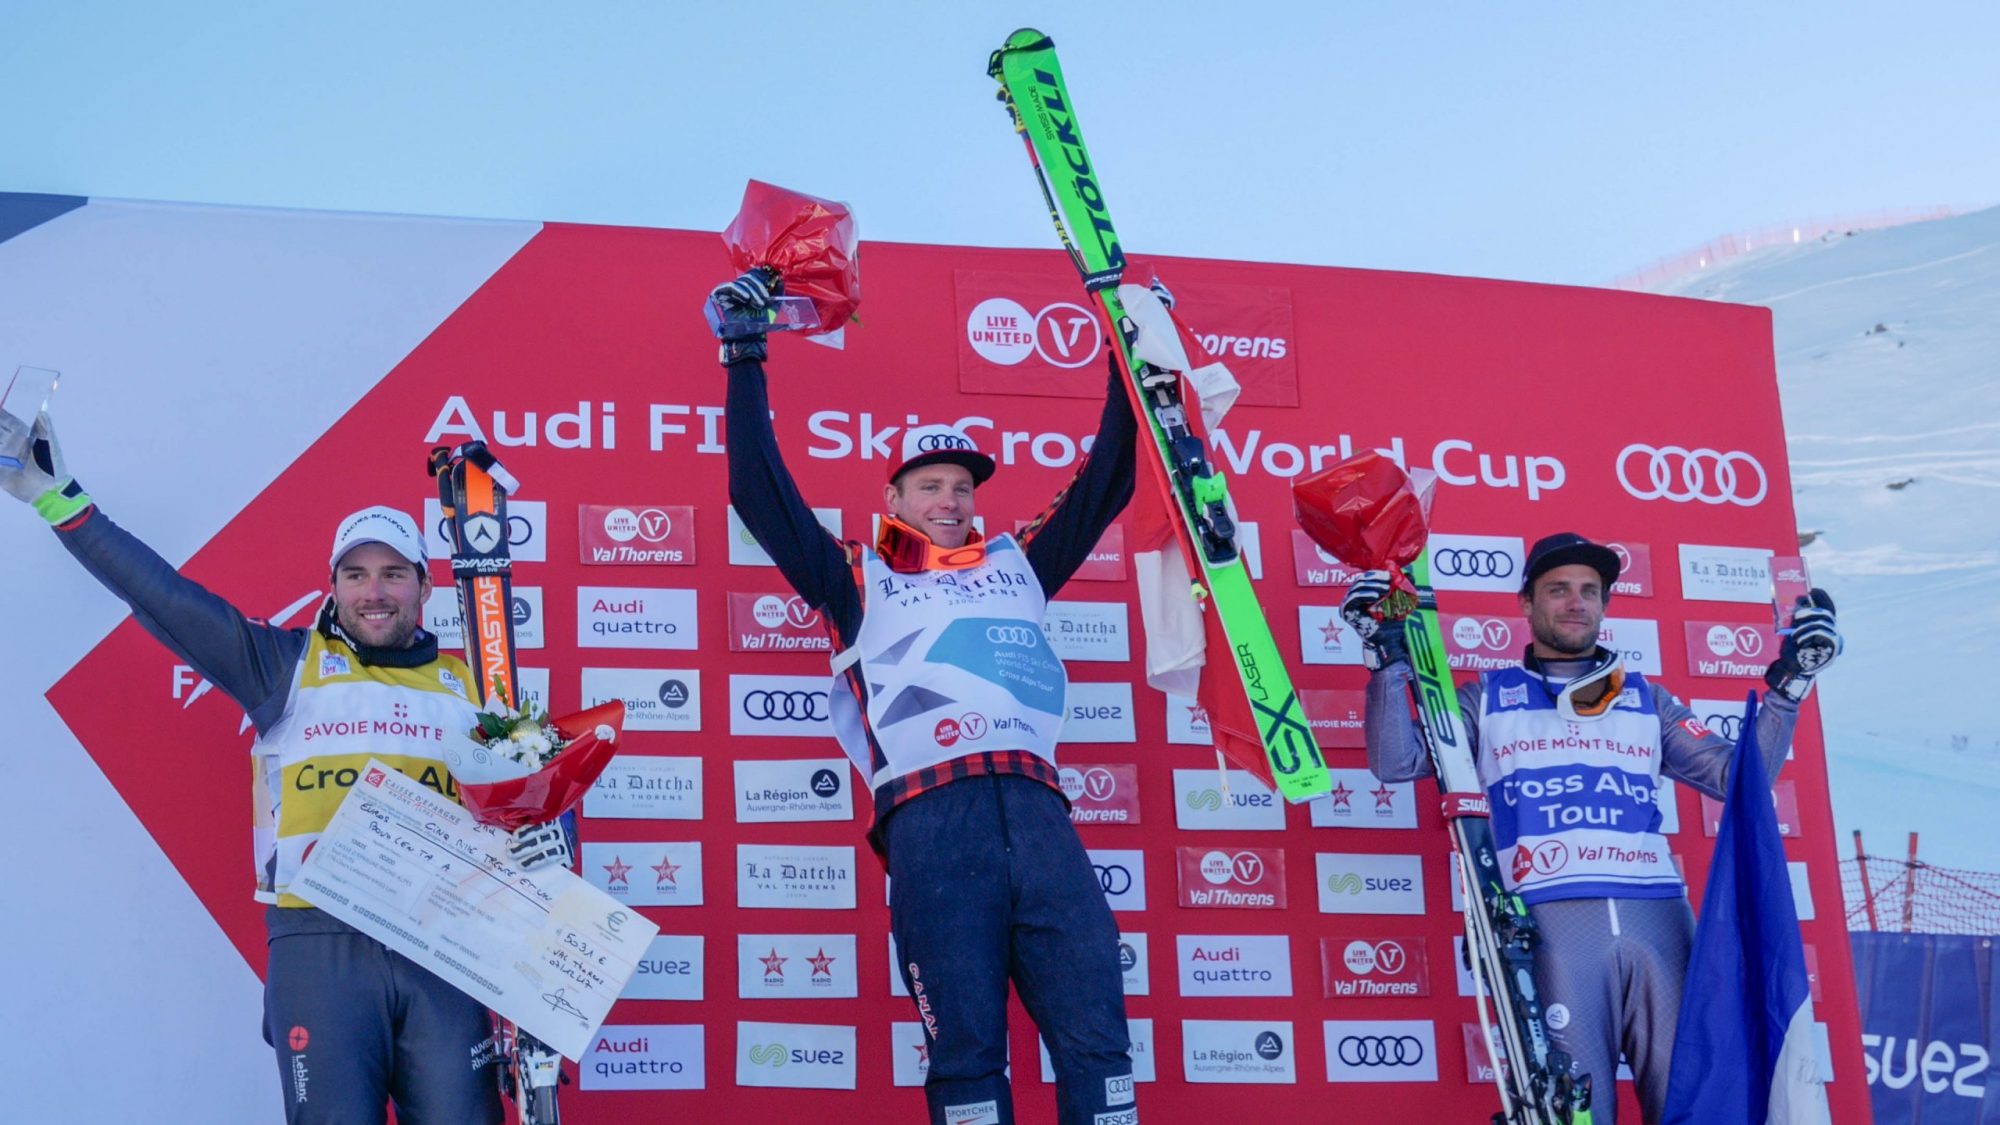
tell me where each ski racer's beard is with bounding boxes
[1529,616,1599,658]
[335,590,426,649]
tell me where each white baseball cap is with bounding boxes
[890,424,996,485]
[329,506,428,570]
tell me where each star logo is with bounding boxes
[601,856,632,887]
[651,856,681,887]
[1327,780,1354,809]
[1318,619,1346,647]
[758,948,787,978]
[912,1042,930,1066]
[1371,784,1398,811]
[1184,704,1210,728]
[807,948,837,977]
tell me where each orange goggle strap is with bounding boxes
[876,515,989,573]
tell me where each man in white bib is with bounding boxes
[1351,531,1841,1123]
[715,270,1142,1125]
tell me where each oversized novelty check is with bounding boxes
[292,758,658,1060]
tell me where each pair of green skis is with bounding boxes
[988,31,1590,1124]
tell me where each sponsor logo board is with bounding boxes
[425,585,543,649]
[1300,689,1366,749]
[1427,533,1527,594]
[620,935,703,1001]
[583,755,702,820]
[1065,681,1137,742]
[1164,694,1211,747]
[729,505,841,567]
[734,1021,856,1090]
[578,1023,703,1091]
[1307,769,1418,829]
[1323,1019,1439,1083]
[578,504,694,565]
[1298,606,1366,666]
[582,842,702,907]
[729,674,833,737]
[733,758,854,823]
[726,592,831,653]
[1116,932,1150,995]
[424,498,547,563]
[1181,1019,1297,1084]
[737,934,858,999]
[1172,769,1284,831]
[1684,620,1780,678]
[1175,846,1288,909]
[1089,849,1147,912]
[1320,937,1430,998]
[1700,780,1801,837]
[1290,530,1365,588]
[1678,543,1777,603]
[1605,540,1655,598]
[576,586,697,650]
[580,667,700,732]
[737,844,856,910]
[1060,763,1141,825]
[1315,852,1426,915]
[1440,614,1525,672]
[1176,934,1294,997]
[1597,616,1664,676]
[891,1022,930,1087]
[1044,601,1131,662]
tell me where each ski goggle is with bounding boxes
[876,515,990,574]
[1528,647,1628,722]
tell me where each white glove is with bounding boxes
[0,410,70,503]
[508,818,574,873]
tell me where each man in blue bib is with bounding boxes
[1350,532,1841,1124]
[715,271,1141,1125]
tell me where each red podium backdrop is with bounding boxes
[48,217,1869,1122]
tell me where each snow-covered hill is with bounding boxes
[1657,206,2000,870]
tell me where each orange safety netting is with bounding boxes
[1842,853,2000,935]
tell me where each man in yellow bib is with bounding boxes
[3,410,513,1124]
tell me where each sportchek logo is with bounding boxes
[1175,847,1287,909]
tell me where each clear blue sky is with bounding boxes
[4,1,1995,285]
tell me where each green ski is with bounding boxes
[988,28,1328,802]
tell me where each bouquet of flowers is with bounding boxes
[1291,451,1438,620]
[444,698,626,832]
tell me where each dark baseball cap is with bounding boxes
[1521,532,1621,595]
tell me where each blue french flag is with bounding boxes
[1663,694,1830,1124]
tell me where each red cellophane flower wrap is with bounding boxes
[722,179,860,333]
[1291,452,1435,613]
[457,701,626,832]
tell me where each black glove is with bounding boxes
[711,268,780,365]
[1764,588,1841,701]
[1148,277,1175,310]
[1340,570,1408,670]
[508,811,578,874]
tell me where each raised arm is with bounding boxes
[1019,360,1137,595]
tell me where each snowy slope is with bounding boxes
[1656,206,2000,870]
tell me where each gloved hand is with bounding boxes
[1148,277,1175,310]
[508,814,576,874]
[1765,588,1841,701]
[0,410,90,523]
[711,267,779,366]
[1340,569,1408,670]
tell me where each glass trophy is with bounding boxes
[1767,554,1812,631]
[0,367,60,471]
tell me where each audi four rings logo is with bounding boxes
[985,625,1041,646]
[1093,864,1133,895]
[742,690,829,721]
[1432,548,1515,578]
[1615,444,1769,506]
[916,433,974,451]
[1337,1036,1425,1067]
[1705,713,1745,740]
